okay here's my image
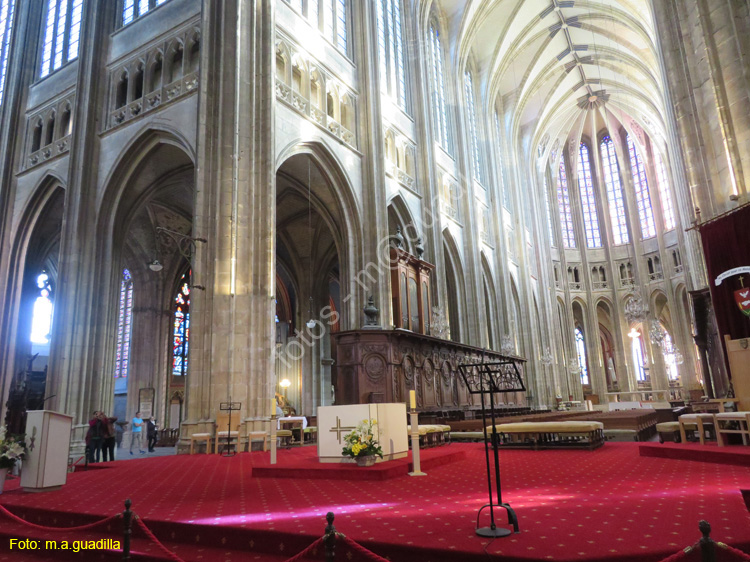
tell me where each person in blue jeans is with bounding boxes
[130,412,145,454]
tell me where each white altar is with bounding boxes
[317,403,408,463]
[21,410,72,492]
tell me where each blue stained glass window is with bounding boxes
[577,143,601,248]
[557,158,576,248]
[544,175,554,246]
[0,0,16,105]
[632,331,648,382]
[655,153,676,231]
[114,269,133,378]
[40,0,84,77]
[626,134,656,239]
[122,0,170,27]
[172,271,190,377]
[575,327,589,385]
[336,0,347,51]
[600,135,629,245]
[377,0,407,111]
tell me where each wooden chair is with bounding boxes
[190,433,211,454]
[248,431,268,452]
[214,412,241,454]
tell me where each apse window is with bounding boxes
[114,269,133,379]
[40,0,83,78]
[122,0,170,27]
[30,272,53,344]
[172,271,190,377]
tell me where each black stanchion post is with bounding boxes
[698,520,716,562]
[122,499,132,561]
[324,511,336,562]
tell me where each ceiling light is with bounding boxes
[148,259,163,272]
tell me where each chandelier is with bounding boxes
[648,318,664,346]
[501,335,514,355]
[568,358,581,375]
[624,289,648,324]
[540,347,553,366]
[430,306,450,339]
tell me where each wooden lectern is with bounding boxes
[724,335,750,411]
[21,410,73,492]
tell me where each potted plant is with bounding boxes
[0,426,26,494]
[342,419,383,467]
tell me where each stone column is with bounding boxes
[182,0,276,445]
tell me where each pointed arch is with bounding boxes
[442,229,466,343]
[386,193,418,254]
[480,252,498,350]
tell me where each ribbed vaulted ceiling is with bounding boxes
[432,0,665,167]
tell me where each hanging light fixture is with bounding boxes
[540,347,553,366]
[305,158,316,330]
[648,318,664,346]
[624,290,648,324]
[501,335,514,355]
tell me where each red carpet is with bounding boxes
[640,441,750,466]
[252,445,466,480]
[1,443,749,562]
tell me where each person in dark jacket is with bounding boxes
[85,411,103,463]
[146,418,158,452]
[100,412,118,462]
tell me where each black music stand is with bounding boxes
[458,359,525,538]
[219,401,242,457]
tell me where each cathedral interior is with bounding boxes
[0,0,749,455]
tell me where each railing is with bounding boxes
[27,134,71,169]
[568,281,583,291]
[649,272,664,282]
[592,280,609,291]
[275,77,357,150]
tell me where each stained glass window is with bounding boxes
[557,157,576,248]
[0,0,16,105]
[429,22,450,152]
[30,272,53,344]
[632,331,648,382]
[122,0,169,26]
[172,271,190,377]
[600,135,629,245]
[662,329,679,380]
[114,269,133,378]
[40,0,83,77]
[626,134,656,239]
[377,0,407,111]
[464,71,483,184]
[655,153,676,231]
[544,175,555,246]
[495,112,510,209]
[575,326,588,385]
[577,143,601,248]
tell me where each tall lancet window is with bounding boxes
[122,0,170,26]
[40,0,83,78]
[114,269,134,379]
[0,0,16,105]
[428,22,450,152]
[30,272,53,344]
[544,175,555,246]
[626,134,656,239]
[577,143,601,248]
[495,112,510,209]
[575,326,589,385]
[600,135,629,245]
[321,0,347,53]
[654,153,676,231]
[376,0,406,111]
[172,271,190,377]
[632,330,648,382]
[557,158,576,248]
[464,71,483,184]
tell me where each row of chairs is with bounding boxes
[189,414,317,454]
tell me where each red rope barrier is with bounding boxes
[281,536,325,562]
[718,542,750,561]
[339,535,390,562]
[135,518,186,562]
[0,504,120,532]
[656,545,694,562]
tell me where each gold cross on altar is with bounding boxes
[329,416,355,444]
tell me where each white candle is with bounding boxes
[410,390,416,410]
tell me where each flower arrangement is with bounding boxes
[342,419,383,460]
[0,426,26,469]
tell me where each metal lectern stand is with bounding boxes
[219,401,242,457]
[458,359,525,538]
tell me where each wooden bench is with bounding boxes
[407,424,451,447]
[487,421,605,450]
